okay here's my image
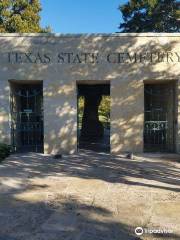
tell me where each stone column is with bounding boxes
[176,80,180,153]
[0,80,10,144]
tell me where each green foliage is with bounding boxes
[119,0,180,32]
[0,143,11,162]
[98,96,110,128]
[0,0,51,32]
[78,96,110,129]
[78,96,85,129]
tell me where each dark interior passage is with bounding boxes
[77,84,110,152]
[10,81,44,153]
[144,82,175,152]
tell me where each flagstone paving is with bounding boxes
[0,151,180,240]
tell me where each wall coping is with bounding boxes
[0,33,179,38]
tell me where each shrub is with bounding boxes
[0,143,11,162]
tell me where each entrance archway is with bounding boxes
[144,82,176,152]
[9,81,44,153]
[77,82,110,152]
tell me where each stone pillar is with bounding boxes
[176,80,180,153]
[0,80,10,144]
[81,93,104,139]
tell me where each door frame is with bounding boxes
[9,80,44,153]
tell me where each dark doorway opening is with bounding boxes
[144,82,176,152]
[10,81,44,153]
[77,83,110,152]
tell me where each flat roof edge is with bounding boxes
[0,33,179,37]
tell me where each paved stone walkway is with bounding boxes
[0,151,180,240]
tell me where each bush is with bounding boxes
[0,143,11,162]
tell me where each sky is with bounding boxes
[40,0,127,33]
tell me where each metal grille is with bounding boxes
[10,83,44,153]
[144,83,175,152]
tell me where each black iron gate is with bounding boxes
[10,83,44,153]
[144,83,175,152]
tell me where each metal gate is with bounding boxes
[144,83,175,152]
[10,83,44,153]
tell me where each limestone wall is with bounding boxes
[0,33,179,154]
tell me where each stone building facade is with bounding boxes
[0,33,180,154]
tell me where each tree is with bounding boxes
[119,0,180,32]
[0,0,50,33]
